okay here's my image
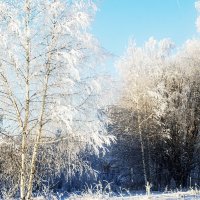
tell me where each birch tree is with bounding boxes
[116,38,174,186]
[0,0,113,199]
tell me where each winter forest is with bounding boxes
[1,0,200,199]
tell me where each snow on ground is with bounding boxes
[68,191,200,200]
[110,192,200,200]
[32,190,200,200]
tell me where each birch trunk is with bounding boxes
[26,73,49,199]
[20,132,26,200]
[137,106,147,185]
[20,1,31,198]
[145,104,152,183]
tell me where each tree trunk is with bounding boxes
[27,72,49,199]
[145,103,152,183]
[26,130,42,199]
[20,132,26,200]
[137,107,147,185]
[20,0,31,199]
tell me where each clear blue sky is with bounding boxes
[92,0,198,57]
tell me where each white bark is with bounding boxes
[20,0,31,199]
[137,106,147,185]
[27,73,49,199]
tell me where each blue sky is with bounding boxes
[92,0,197,57]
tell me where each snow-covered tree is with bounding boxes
[114,35,200,188]
[0,0,114,199]
[153,39,200,187]
[116,37,174,186]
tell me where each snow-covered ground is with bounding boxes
[111,192,200,200]
[32,190,200,200]
[68,191,200,200]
